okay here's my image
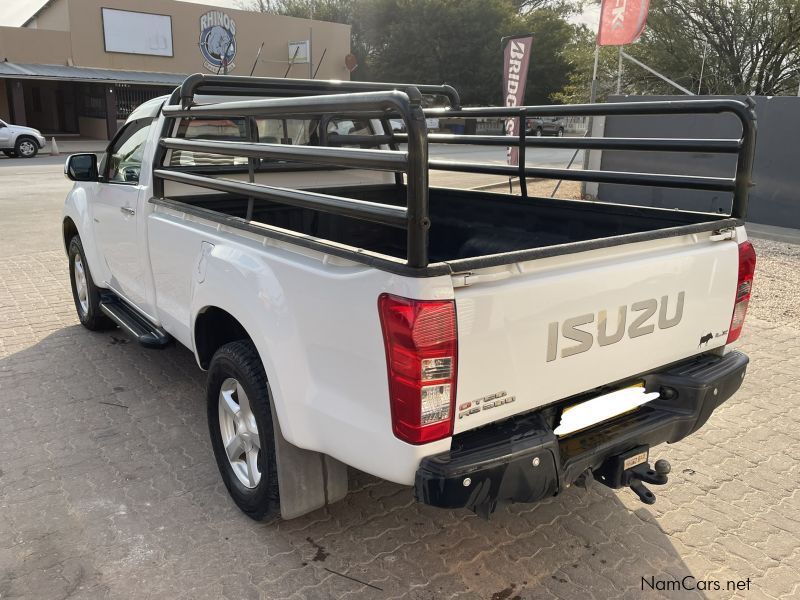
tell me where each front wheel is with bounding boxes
[68,235,114,330]
[207,340,280,521]
[15,137,38,158]
[535,128,543,137]
[557,128,565,137]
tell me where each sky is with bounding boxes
[0,0,241,26]
[1,0,601,29]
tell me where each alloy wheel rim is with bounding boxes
[19,141,35,156]
[73,254,89,315]
[218,377,262,488]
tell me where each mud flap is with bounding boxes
[269,402,348,520]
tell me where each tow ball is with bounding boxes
[595,446,672,504]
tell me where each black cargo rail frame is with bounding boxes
[152,73,756,272]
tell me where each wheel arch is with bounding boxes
[63,216,79,254]
[193,305,254,369]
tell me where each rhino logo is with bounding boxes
[199,11,237,73]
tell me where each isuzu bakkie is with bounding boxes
[62,74,756,520]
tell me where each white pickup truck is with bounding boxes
[62,74,756,521]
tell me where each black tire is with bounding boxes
[68,235,115,331]
[535,127,543,137]
[14,136,38,158]
[207,340,280,521]
[3,150,16,158]
[557,128,565,137]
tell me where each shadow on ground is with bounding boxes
[0,325,711,600]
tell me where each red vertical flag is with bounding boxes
[502,34,533,166]
[598,0,650,46]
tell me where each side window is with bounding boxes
[168,117,319,167]
[169,118,248,167]
[105,119,153,183]
[326,118,373,147]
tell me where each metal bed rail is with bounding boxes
[155,87,432,268]
[415,99,756,217]
[154,75,756,271]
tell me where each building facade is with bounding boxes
[0,0,351,139]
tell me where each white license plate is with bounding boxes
[554,384,660,437]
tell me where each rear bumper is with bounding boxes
[415,351,748,516]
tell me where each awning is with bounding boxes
[0,61,185,86]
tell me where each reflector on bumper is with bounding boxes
[555,386,660,437]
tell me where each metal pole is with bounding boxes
[284,46,300,78]
[581,44,601,192]
[698,42,708,94]
[617,46,623,95]
[590,44,600,104]
[621,50,696,95]
[312,48,327,79]
[250,42,264,77]
[308,27,313,79]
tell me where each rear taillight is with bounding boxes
[378,294,458,444]
[726,240,756,344]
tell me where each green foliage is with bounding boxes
[631,0,800,95]
[243,0,584,105]
[560,0,800,99]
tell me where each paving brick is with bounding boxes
[1,171,799,599]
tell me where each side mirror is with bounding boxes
[65,153,98,182]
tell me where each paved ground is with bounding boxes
[1,160,799,599]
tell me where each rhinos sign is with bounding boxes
[199,10,237,73]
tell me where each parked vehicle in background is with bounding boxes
[62,74,756,523]
[0,119,46,158]
[526,116,565,136]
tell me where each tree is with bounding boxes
[517,8,579,105]
[552,26,621,103]
[242,0,583,106]
[629,0,800,95]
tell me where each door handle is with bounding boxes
[120,206,136,216]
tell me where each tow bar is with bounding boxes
[595,445,672,504]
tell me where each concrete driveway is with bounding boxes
[0,160,798,599]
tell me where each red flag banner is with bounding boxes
[502,34,533,166]
[598,0,650,46]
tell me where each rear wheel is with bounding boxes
[557,128,565,137]
[15,137,38,158]
[68,235,114,331]
[535,127,543,137]
[207,340,280,520]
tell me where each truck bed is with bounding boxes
[170,184,728,265]
[153,81,754,275]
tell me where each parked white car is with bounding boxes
[0,119,46,158]
[61,74,757,522]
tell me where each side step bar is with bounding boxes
[99,294,172,349]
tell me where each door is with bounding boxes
[92,118,153,309]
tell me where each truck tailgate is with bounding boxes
[453,232,739,434]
